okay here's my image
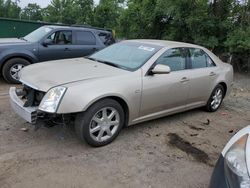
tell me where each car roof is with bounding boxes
[43,25,111,33]
[127,39,206,49]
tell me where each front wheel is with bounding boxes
[206,84,225,112]
[75,99,125,147]
[2,58,30,84]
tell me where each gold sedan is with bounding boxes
[9,40,234,146]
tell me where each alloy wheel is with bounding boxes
[89,107,120,142]
[211,88,223,110]
[9,64,24,80]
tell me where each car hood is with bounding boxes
[20,58,128,92]
[0,38,27,44]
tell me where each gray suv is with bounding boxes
[0,25,115,83]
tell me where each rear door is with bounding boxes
[140,48,190,117]
[185,48,219,107]
[38,30,74,61]
[70,30,100,57]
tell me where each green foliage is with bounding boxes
[43,0,77,24]
[0,0,249,64]
[42,0,94,24]
[225,26,250,53]
[74,0,94,24]
[20,3,42,21]
[0,0,21,18]
[93,0,125,30]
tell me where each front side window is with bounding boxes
[90,42,161,71]
[76,31,96,45]
[189,48,215,69]
[47,30,72,45]
[155,48,186,71]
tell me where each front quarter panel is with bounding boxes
[0,44,39,68]
[57,71,142,124]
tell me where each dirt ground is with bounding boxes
[0,74,250,188]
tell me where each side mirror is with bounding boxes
[151,64,171,74]
[42,39,53,47]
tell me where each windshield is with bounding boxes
[24,27,53,42]
[90,41,161,71]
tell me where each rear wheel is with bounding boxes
[2,58,30,84]
[75,99,124,147]
[206,84,224,112]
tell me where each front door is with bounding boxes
[38,30,74,62]
[140,48,190,117]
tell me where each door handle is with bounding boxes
[180,77,189,83]
[209,72,216,76]
[64,48,70,51]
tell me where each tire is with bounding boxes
[2,58,30,84]
[206,84,225,112]
[75,99,125,147]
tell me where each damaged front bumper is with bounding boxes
[9,87,73,127]
[9,87,38,124]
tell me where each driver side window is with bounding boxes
[155,48,186,71]
[47,30,72,45]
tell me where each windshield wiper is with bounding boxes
[19,37,27,41]
[86,57,119,68]
[85,57,96,61]
[86,57,129,70]
[98,60,120,68]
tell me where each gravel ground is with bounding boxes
[0,74,250,188]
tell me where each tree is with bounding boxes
[21,3,42,21]
[43,0,94,25]
[0,0,21,18]
[93,0,125,29]
[75,0,94,24]
[43,0,78,24]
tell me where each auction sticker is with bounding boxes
[138,46,155,52]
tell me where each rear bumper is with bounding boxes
[9,87,38,124]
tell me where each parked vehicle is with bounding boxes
[9,40,233,146]
[209,125,250,188]
[0,25,115,83]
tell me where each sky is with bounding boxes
[17,0,100,8]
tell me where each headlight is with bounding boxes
[38,86,66,113]
[225,134,250,188]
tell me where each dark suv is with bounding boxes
[0,25,115,83]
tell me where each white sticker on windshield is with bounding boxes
[138,45,155,52]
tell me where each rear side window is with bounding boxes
[155,48,186,71]
[189,48,215,68]
[76,31,96,45]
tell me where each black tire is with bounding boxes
[75,99,125,147]
[2,58,30,84]
[206,84,225,112]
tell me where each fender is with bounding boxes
[0,49,39,70]
[81,93,130,112]
[56,72,142,124]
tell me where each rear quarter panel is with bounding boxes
[212,62,233,98]
[204,48,234,98]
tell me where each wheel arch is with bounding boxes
[0,55,34,74]
[85,95,130,127]
[218,82,227,97]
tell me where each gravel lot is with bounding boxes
[0,74,250,188]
